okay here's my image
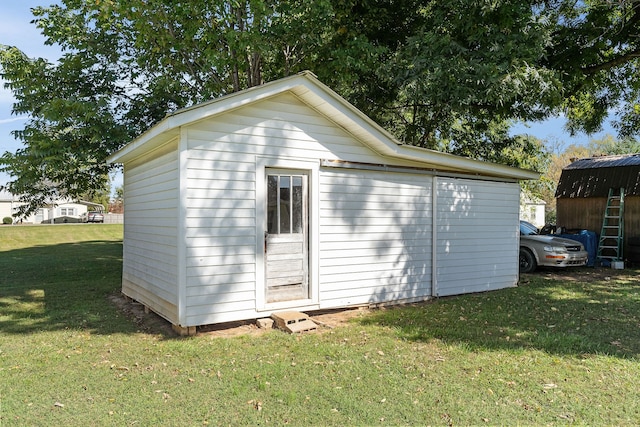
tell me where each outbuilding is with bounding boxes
[556,153,640,263]
[108,71,538,334]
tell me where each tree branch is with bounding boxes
[581,49,640,75]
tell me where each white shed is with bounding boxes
[108,71,539,334]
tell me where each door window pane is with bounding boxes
[279,176,291,233]
[267,175,278,234]
[292,176,303,233]
[267,173,305,235]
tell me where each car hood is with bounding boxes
[521,234,582,247]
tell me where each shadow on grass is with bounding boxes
[358,269,640,359]
[0,241,173,337]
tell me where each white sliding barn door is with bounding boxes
[435,177,520,296]
[265,172,309,303]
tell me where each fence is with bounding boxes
[103,213,124,224]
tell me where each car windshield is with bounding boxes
[520,221,539,236]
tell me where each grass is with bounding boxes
[1,224,639,425]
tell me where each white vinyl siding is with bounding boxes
[115,81,527,328]
[318,169,432,307]
[181,93,429,325]
[185,94,432,167]
[121,145,180,323]
[435,178,519,296]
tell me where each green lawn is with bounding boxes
[1,224,639,425]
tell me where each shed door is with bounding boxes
[266,172,309,303]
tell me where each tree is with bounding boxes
[0,43,128,216]
[2,0,640,214]
[78,179,111,212]
[371,1,640,158]
[378,2,561,154]
[585,135,640,156]
[545,1,640,138]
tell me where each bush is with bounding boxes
[3,216,13,224]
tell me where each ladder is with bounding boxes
[597,187,625,263]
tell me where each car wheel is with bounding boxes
[519,248,537,273]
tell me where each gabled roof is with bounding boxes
[556,154,640,198]
[108,71,539,180]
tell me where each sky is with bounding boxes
[0,2,618,193]
[0,0,126,194]
[0,1,60,163]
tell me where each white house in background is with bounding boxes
[520,193,546,228]
[41,201,88,223]
[0,191,20,222]
[108,71,539,334]
[0,191,88,223]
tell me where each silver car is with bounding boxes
[81,211,105,223]
[519,221,588,273]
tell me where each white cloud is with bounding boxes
[0,116,28,125]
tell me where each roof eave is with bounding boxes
[108,71,541,181]
[108,72,314,164]
[395,144,540,180]
[289,73,539,180]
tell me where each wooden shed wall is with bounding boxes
[176,92,522,326]
[121,141,180,324]
[318,169,433,308]
[436,178,520,296]
[181,92,470,325]
[557,196,640,256]
[182,92,422,325]
[118,90,523,327]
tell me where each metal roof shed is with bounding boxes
[108,71,538,334]
[556,154,640,263]
[556,154,640,199]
